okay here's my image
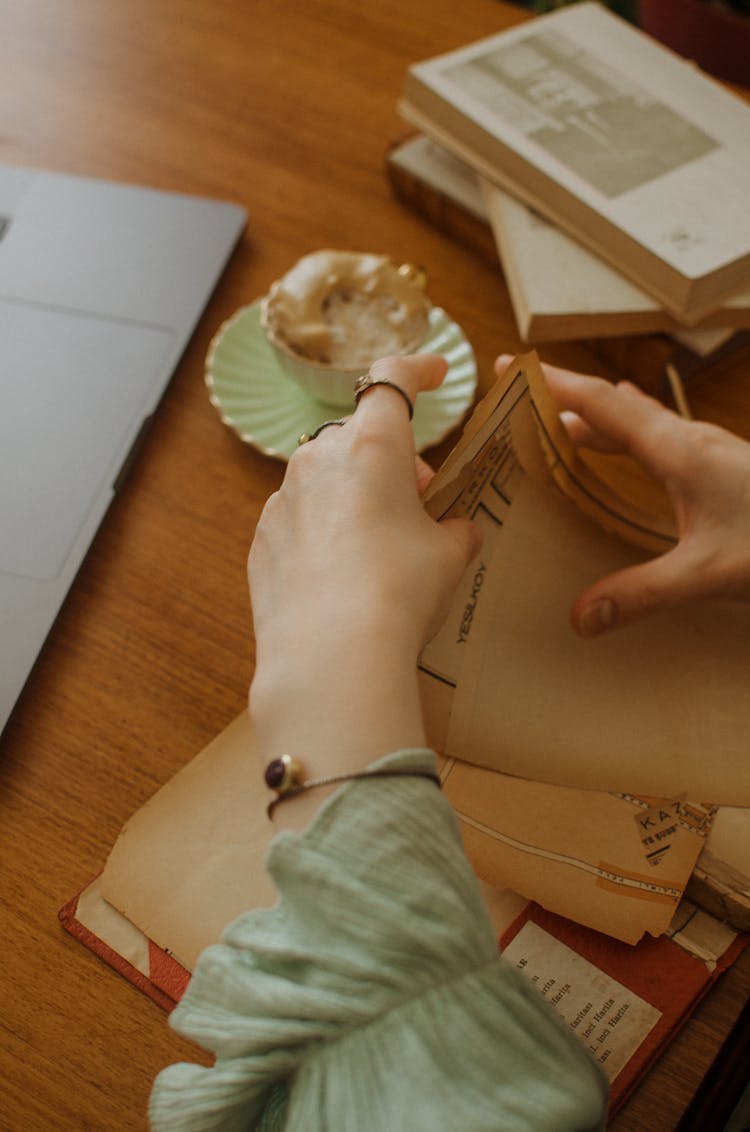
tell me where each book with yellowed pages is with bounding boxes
[59,711,748,1120]
[399,2,750,324]
[480,179,750,345]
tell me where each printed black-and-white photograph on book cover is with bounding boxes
[443,31,718,199]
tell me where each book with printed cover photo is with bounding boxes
[386,133,750,345]
[399,2,750,324]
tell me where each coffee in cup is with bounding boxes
[261,249,431,408]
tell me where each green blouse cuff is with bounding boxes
[149,749,608,1131]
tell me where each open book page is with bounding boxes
[499,900,743,1112]
[421,354,750,804]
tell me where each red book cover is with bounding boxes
[61,878,745,1118]
[499,902,747,1114]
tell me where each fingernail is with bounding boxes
[578,598,617,637]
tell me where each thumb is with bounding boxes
[571,544,707,636]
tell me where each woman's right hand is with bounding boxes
[498,357,750,636]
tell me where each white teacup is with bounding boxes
[260,250,431,409]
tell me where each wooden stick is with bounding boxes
[665,362,693,420]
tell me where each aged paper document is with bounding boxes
[421,354,750,804]
[441,755,712,944]
[503,920,662,1079]
[101,712,715,949]
[101,713,277,971]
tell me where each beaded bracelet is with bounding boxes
[264,754,441,818]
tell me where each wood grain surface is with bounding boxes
[1,2,748,1129]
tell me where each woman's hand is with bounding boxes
[501,356,750,636]
[248,354,482,825]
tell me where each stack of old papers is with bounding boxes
[91,356,750,956]
[419,353,750,944]
[61,691,745,1115]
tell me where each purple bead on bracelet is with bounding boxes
[264,754,303,793]
[263,754,442,819]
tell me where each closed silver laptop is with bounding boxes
[0,166,246,735]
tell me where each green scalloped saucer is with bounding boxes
[206,300,477,461]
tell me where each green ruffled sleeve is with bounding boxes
[149,749,608,1131]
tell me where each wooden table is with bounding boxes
[1,2,748,1129]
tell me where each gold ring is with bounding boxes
[353,375,414,420]
[298,419,346,445]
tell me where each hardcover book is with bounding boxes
[480,179,750,344]
[387,134,750,344]
[399,2,750,323]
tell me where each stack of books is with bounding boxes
[394,2,750,351]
